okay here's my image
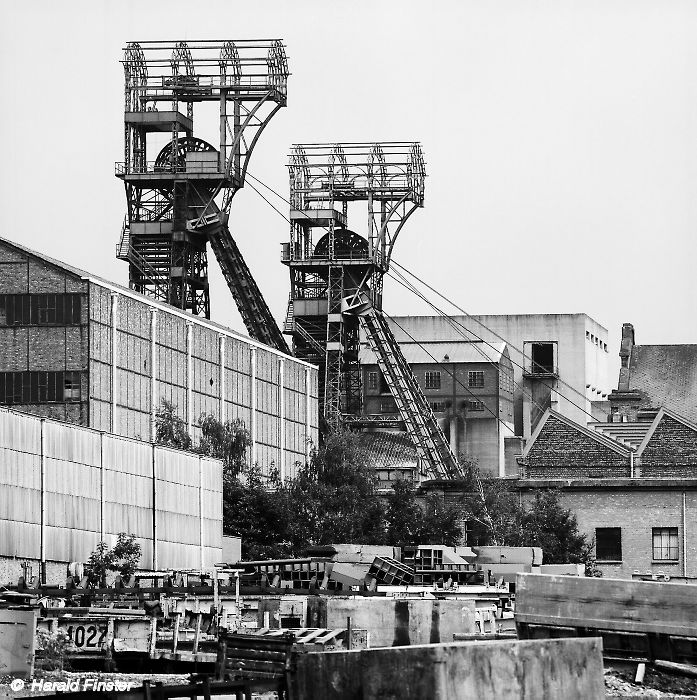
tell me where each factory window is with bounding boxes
[425,371,441,390]
[467,400,484,412]
[429,401,446,413]
[531,343,555,374]
[0,371,83,405]
[367,371,378,390]
[0,294,82,326]
[468,371,484,388]
[380,398,397,413]
[652,528,679,561]
[595,527,622,562]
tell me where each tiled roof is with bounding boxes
[359,431,418,468]
[628,345,697,422]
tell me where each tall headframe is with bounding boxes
[283,143,462,479]
[116,40,289,353]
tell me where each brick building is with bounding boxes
[0,237,319,478]
[360,341,515,476]
[518,479,697,580]
[516,406,697,578]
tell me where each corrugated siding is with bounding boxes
[0,406,222,567]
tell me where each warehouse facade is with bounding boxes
[0,237,319,479]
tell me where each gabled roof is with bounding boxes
[359,430,418,469]
[635,407,697,456]
[360,341,507,366]
[627,344,697,422]
[522,409,633,459]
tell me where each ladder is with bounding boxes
[359,309,464,480]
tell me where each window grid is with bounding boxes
[424,371,441,390]
[430,401,446,413]
[652,527,679,561]
[367,371,378,390]
[0,294,82,326]
[467,400,484,412]
[468,371,484,388]
[0,371,83,404]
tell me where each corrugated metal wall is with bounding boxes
[0,407,222,570]
[88,282,320,479]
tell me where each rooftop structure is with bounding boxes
[610,322,697,422]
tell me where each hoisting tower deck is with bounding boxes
[283,143,463,480]
[115,40,289,353]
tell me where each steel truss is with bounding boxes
[283,142,462,480]
[116,40,289,353]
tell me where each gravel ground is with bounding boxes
[605,665,697,697]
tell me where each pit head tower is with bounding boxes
[283,143,462,480]
[116,40,289,352]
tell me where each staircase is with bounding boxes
[116,221,169,302]
[359,309,463,480]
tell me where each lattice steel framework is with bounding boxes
[115,40,289,353]
[283,143,462,479]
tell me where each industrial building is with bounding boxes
[360,341,515,476]
[0,236,319,479]
[0,405,222,584]
[379,313,612,439]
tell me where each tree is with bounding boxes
[155,399,191,450]
[197,414,251,476]
[85,533,141,587]
[384,480,462,547]
[460,483,598,572]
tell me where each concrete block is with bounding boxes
[294,637,604,700]
[308,597,476,647]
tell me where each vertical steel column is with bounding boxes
[199,455,204,571]
[110,294,119,434]
[250,347,257,467]
[99,432,105,544]
[219,335,226,423]
[278,358,285,481]
[40,419,46,581]
[150,309,158,442]
[186,321,193,434]
[305,367,312,462]
[152,443,157,570]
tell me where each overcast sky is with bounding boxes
[1,1,696,369]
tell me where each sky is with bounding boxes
[1,0,696,372]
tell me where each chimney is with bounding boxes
[616,322,636,395]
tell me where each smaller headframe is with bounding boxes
[288,142,425,207]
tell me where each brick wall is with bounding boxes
[0,243,89,423]
[640,415,697,478]
[523,415,630,478]
[520,484,697,579]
